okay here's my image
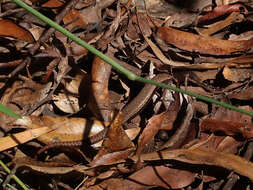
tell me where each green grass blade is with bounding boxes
[0,104,21,118]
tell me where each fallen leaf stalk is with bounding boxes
[11,0,253,118]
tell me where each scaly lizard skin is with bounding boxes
[37,74,172,156]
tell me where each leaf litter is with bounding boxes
[1,0,253,189]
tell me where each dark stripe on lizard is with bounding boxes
[36,74,172,157]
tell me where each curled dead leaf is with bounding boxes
[156,26,253,55]
[198,4,248,23]
[0,19,34,43]
[137,149,253,182]
[125,166,196,189]
[200,118,253,139]
[91,112,135,167]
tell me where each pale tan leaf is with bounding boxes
[0,126,52,151]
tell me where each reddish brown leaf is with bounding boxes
[42,0,63,8]
[63,9,87,30]
[156,26,253,55]
[198,12,244,36]
[136,93,181,160]
[198,4,248,23]
[124,166,196,189]
[136,112,166,158]
[135,149,253,182]
[160,103,194,150]
[200,118,253,138]
[228,86,253,100]
[91,112,135,167]
[0,19,34,42]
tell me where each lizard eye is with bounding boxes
[157,130,169,141]
[239,5,247,14]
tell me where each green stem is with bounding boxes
[0,160,29,190]
[11,0,253,117]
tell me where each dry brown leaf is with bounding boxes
[124,166,196,189]
[165,11,198,28]
[198,3,248,23]
[213,105,252,122]
[13,150,89,175]
[156,26,253,55]
[137,149,253,182]
[63,9,87,30]
[228,86,253,100]
[90,178,127,190]
[42,0,62,8]
[66,74,85,94]
[0,79,52,115]
[136,112,166,157]
[136,13,152,37]
[197,12,244,36]
[53,93,80,113]
[0,80,52,131]
[0,126,53,151]
[144,36,191,67]
[160,103,194,150]
[0,19,34,42]
[200,118,253,138]
[190,105,252,156]
[223,66,252,82]
[91,112,135,167]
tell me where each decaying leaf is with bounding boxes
[124,166,196,189]
[156,26,253,55]
[134,148,253,182]
[200,118,253,138]
[53,93,80,113]
[0,79,52,131]
[0,126,53,151]
[160,102,194,150]
[228,86,253,100]
[222,66,252,82]
[198,3,248,23]
[91,112,135,167]
[0,19,34,42]
[197,12,245,36]
[136,112,166,157]
[0,79,52,115]
[2,0,253,188]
